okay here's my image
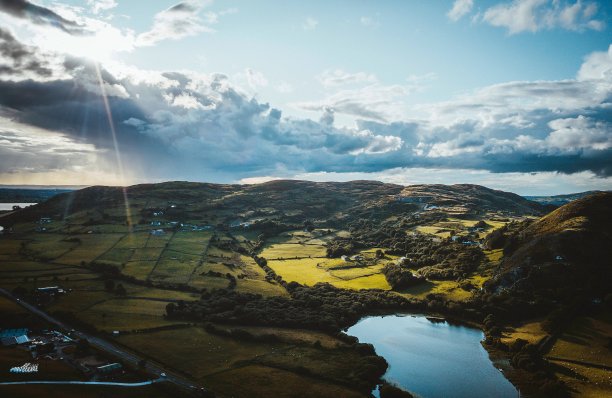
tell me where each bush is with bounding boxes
[379,383,414,398]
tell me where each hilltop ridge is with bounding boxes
[0,180,545,228]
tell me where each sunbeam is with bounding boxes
[94,62,133,232]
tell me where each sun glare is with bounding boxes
[35,25,133,64]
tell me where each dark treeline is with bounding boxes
[166,282,425,333]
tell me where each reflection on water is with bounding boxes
[347,315,518,398]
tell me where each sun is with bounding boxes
[34,24,133,64]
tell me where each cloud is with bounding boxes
[482,0,605,34]
[295,83,409,122]
[0,0,89,35]
[298,70,433,122]
[302,17,318,30]
[447,0,474,21]
[136,0,216,46]
[0,28,54,79]
[578,44,612,80]
[276,81,293,94]
[0,118,99,176]
[360,15,379,28]
[233,68,268,94]
[317,69,378,88]
[0,26,610,185]
[86,0,117,14]
[546,116,612,152]
[288,168,612,196]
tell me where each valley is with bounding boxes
[0,181,610,398]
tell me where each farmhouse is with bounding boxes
[151,229,166,236]
[0,328,30,346]
[39,217,52,224]
[36,286,65,297]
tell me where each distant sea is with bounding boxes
[0,203,37,211]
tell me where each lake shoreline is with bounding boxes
[347,314,519,398]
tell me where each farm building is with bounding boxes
[150,229,166,236]
[0,329,30,346]
[37,286,65,295]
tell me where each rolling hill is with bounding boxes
[0,180,546,229]
[485,192,612,301]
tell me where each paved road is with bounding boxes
[0,379,159,387]
[0,288,205,395]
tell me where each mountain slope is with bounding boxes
[0,180,545,229]
[486,192,612,300]
[399,184,543,215]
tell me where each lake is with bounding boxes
[0,203,37,211]
[347,315,518,398]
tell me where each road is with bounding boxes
[0,288,205,395]
[0,380,160,387]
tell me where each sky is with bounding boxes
[0,0,611,195]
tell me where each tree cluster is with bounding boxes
[381,263,425,290]
[166,283,424,333]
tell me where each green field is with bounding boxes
[55,234,123,265]
[117,327,279,378]
[260,243,327,259]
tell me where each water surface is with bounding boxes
[0,203,37,211]
[347,315,517,398]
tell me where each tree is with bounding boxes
[75,338,90,356]
[104,279,115,292]
[12,286,28,297]
[375,249,384,259]
[115,283,127,296]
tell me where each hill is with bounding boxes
[485,192,612,303]
[398,184,543,215]
[0,187,75,204]
[0,180,545,229]
[524,191,607,207]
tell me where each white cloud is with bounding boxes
[482,0,605,34]
[238,175,282,184]
[295,83,409,122]
[546,116,612,152]
[86,0,118,15]
[302,17,318,30]
[136,0,215,47]
[302,70,436,123]
[276,81,294,93]
[317,69,378,88]
[447,0,474,21]
[349,130,403,155]
[232,68,268,95]
[289,168,612,196]
[577,44,612,81]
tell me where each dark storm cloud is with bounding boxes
[0,0,89,35]
[0,28,52,76]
